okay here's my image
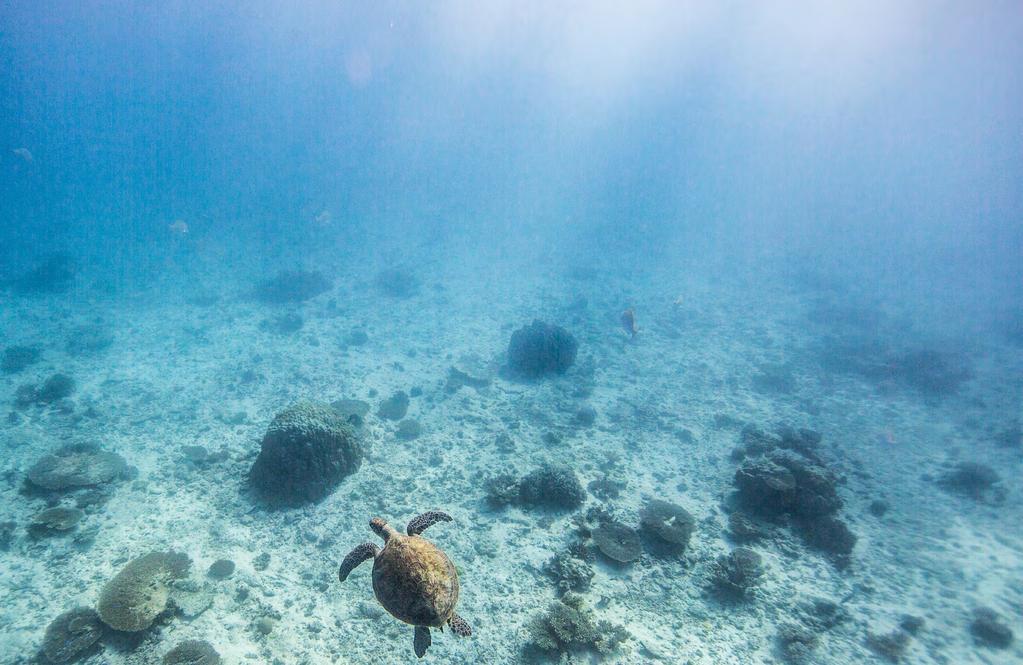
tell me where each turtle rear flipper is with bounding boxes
[449,613,472,637]
[406,511,453,536]
[414,626,432,658]
[338,542,378,582]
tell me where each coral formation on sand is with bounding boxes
[592,521,642,564]
[545,554,594,593]
[162,639,221,664]
[97,551,191,632]
[969,607,1013,649]
[640,499,695,553]
[525,593,630,656]
[254,270,330,304]
[27,445,128,492]
[396,418,422,440]
[1,345,40,373]
[249,401,364,507]
[207,559,235,579]
[505,320,578,378]
[16,373,77,407]
[66,324,114,357]
[29,507,84,538]
[41,607,103,663]
[377,390,410,420]
[374,268,421,298]
[935,461,1005,503]
[12,254,76,294]
[712,547,764,597]
[483,473,520,508]
[518,466,585,510]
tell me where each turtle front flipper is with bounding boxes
[406,511,453,536]
[338,542,378,582]
[449,613,472,637]
[413,625,432,658]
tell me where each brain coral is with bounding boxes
[27,445,128,491]
[97,551,191,632]
[249,401,364,507]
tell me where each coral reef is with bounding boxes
[505,320,578,378]
[249,402,364,507]
[969,607,1013,649]
[936,462,1005,503]
[518,466,585,510]
[162,639,221,664]
[254,270,330,304]
[27,445,128,492]
[592,521,642,565]
[374,268,421,298]
[396,418,422,440]
[483,473,519,508]
[12,254,76,294]
[16,373,77,407]
[97,551,191,632]
[377,391,410,420]
[777,622,819,663]
[207,559,235,579]
[712,547,764,597]
[865,628,911,662]
[29,507,84,538]
[732,426,856,565]
[545,554,595,593]
[1,345,40,373]
[525,593,630,656]
[66,325,114,357]
[41,607,103,663]
[640,499,695,553]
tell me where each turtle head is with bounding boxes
[370,517,398,542]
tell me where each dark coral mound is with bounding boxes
[1,345,40,374]
[16,373,76,407]
[12,254,76,295]
[97,551,191,632]
[163,639,221,664]
[27,445,128,492]
[41,607,103,663]
[936,461,1004,503]
[712,547,764,597]
[732,425,855,566]
[518,466,585,510]
[640,499,695,553]
[66,325,114,357]
[374,268,421,298]
[29,507,84,538]
[592,521,642,564]
[254,270,331,304]
[249,402,364,507]
[505,320,578,379]
[970,607,1013,649]
[526,593,630,656]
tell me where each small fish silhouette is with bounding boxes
[621,309,638,337]
[12,147,33,162]
[169,220,189,235]
[314,209,332,227]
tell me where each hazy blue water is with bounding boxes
[1,3,1021,664]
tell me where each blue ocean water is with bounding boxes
[1,3,1021,664]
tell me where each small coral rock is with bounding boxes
[592,521,642,564]
[970,607,1013,649]
[505,320,578,378]
[254,270,331,304]
[713,547,764,596]
[163,639,221,665]
[1,345,40,374]
[41,607,103,663]
[207,559,235,579]
[640,499,695,552]
[29,507,84,538]
[396,418,422,440]
[249,402,364,507]
[97,551,191,632]
[377,391,410,421]
[27,445,128,492]
[518,466,585,510]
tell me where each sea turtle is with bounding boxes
[338,511,472,658]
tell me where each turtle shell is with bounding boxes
[372,535,459,628]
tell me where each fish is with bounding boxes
[12,147,33,162]
[169,220,189,235]
[621,308,638,337]
[314,209,332,227]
